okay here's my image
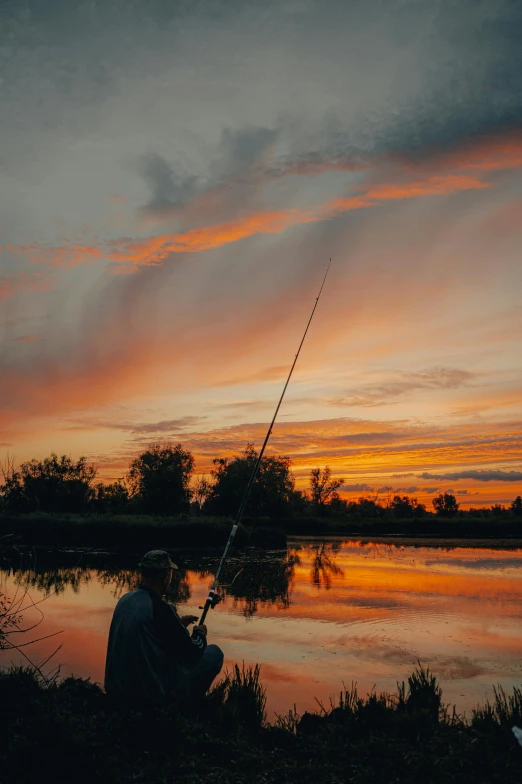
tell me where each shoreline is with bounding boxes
[1,663,521,783]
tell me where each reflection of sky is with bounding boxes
[2,541,522,718]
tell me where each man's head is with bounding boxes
[138,550,178,595]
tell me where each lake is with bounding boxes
[2,537,522,719]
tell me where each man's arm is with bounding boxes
[153,594,207,666]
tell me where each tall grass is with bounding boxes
[472,684,522,729]
[207,662,267,730]
[2,663,522,783]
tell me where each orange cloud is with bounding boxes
[5,169,492,273]
[104,173,486,270]
[5,242,102,268]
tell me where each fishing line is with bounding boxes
[198,258,332,625]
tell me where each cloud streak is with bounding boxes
[5,153,503,273]
[419,470,522,483]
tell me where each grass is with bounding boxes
[1,663,521,783]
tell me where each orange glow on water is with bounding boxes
[2,541,522,718]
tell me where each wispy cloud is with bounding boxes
[342,483,375,493]
[418,469,522,482]
[4,160,498,273]
[326,368,474,408]
[65,416,206,434]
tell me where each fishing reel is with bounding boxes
[198,591,222,610]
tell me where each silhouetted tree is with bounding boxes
[204,445,295,521]
[192,475,212,514]
[511,496,522,517]
[308,466,344,512]
[346,497,384,519]
[93,479,130,514]
[0,453,97,514]
[388,495,426,518]
[432,492,459,518]
[127,443,194,515]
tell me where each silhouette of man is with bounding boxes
[105,550,223,711]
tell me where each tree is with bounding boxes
[388,495,426,519]
[511,496,522,517]
[93,479,130,514]
[204,444,295,521]
[346,497,384,519]
[432,492,459,518]
[308,467,344,512]
[192,475,212,514]
[0,453,97,513]
[127,443,194,515]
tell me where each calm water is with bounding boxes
[2,538,522,718]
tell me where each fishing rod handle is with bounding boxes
[198,588,215,624]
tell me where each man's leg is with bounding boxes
[189,644,224,703]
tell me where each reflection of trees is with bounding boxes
[310,544,344,590]
[219,553,300,618]
[4,548,303,615]
[13,567,93,595]
[12,565,193,604]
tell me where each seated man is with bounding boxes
[105,550,223,711]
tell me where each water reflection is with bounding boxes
[4,548,301,616]
[219,552,300,617]
[3,539,522,719]
[310,543,344,589]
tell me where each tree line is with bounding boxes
[1,444,521,522]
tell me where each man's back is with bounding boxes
[105,587,206,702]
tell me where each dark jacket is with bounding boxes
[104,585,206,702]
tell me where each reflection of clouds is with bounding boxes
[424,557,522,572]
[328,633,486,680]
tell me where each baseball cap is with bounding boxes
[138,550,178,570]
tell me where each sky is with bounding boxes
[1,0,521,508]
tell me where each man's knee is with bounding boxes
[205,644,224,674]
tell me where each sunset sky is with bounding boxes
[1,0,521,507]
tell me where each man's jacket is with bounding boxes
[105,585,207,702]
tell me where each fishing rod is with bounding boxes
[198,258,332,625]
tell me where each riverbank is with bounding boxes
[0,513,286,550]
[1,663,521,783]
[2,511,522,553]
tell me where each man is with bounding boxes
[105,550,224,710]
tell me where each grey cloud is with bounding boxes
[130,417,207,434]
[66,416,206,434]
[418,470,522,482]
[341,483,375,493]
[377,485,394,493]
[138,125,280,223]
[327,368,474,408]
[138,153,199,216]
[392,473,415,478]
[216,126,279,178]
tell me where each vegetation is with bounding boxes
[2,446,522,546]
[1,663,521,783]
[127,443,194,515]
[204,445,296,520]
[0,513,286,550]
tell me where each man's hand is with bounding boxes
[180,614,199,628]
[193,624,207,636]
